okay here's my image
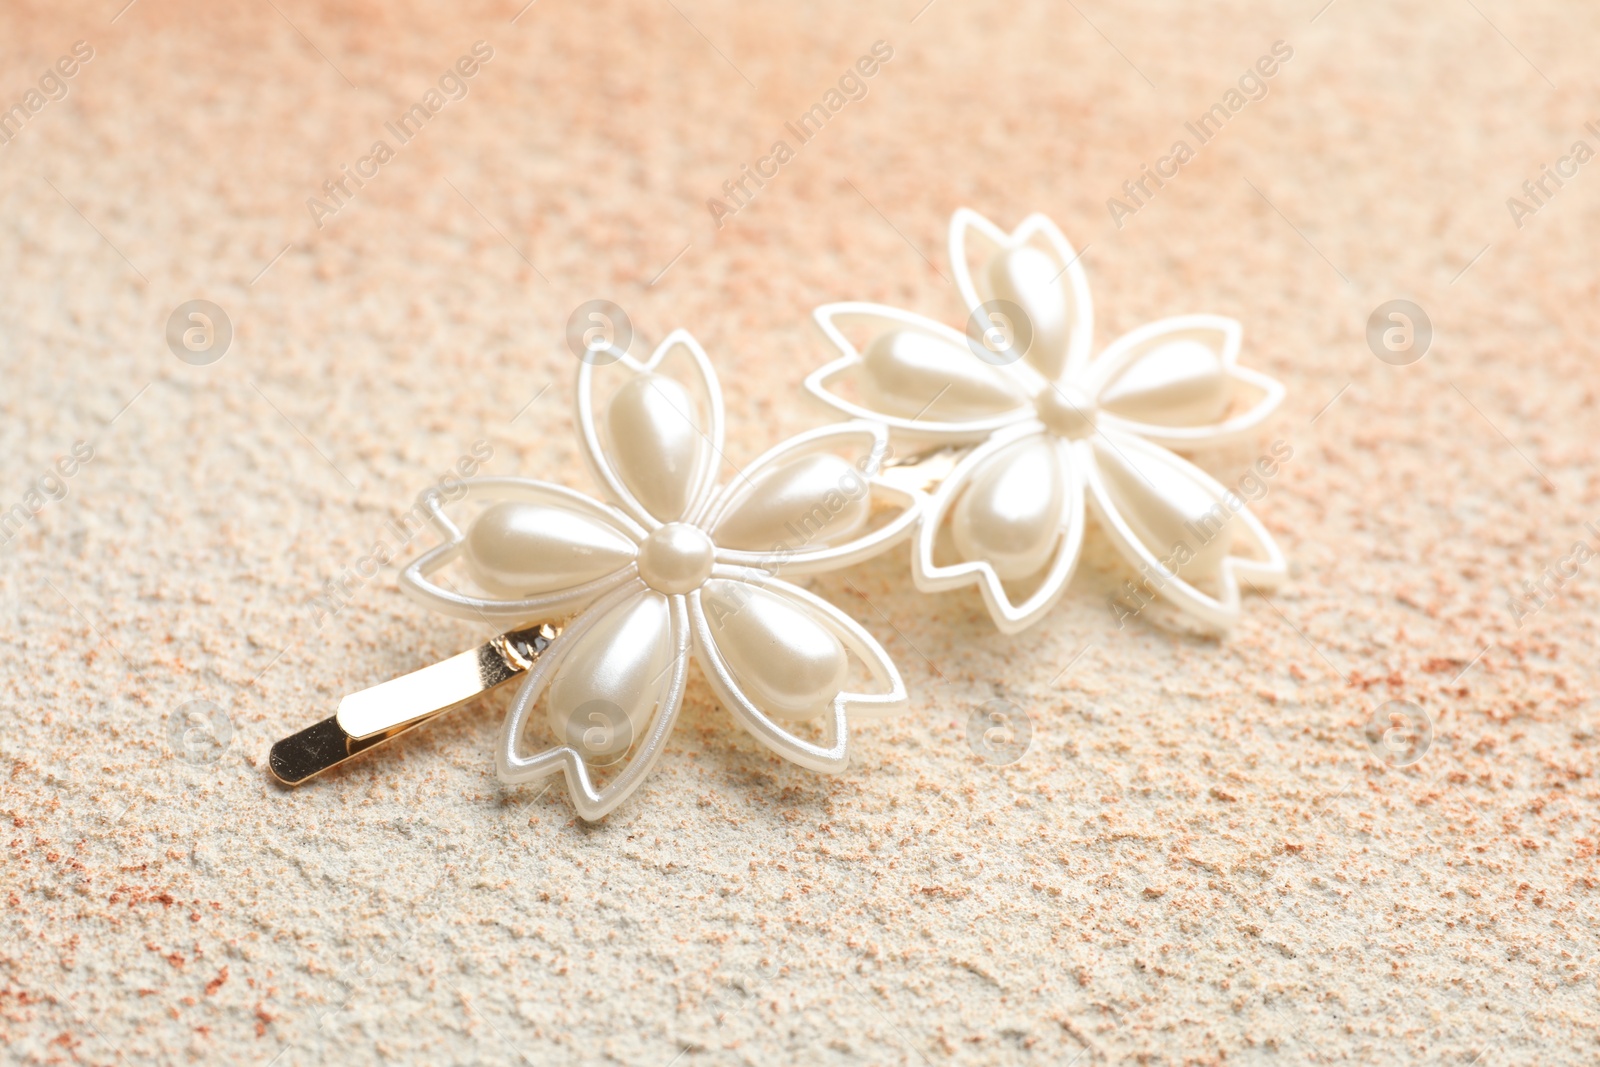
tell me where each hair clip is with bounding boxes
[271,330,921,819]
[806,208,1288,634]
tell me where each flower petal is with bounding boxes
[497,580,691,821]
[951,433,1066,580]
[712,453,871,553]
[545,590,675,755]
[912,424,1086,634]
[861,329,1028,419]
[690,573,907,773]
[948,208,1095,381]
[1084,429,1287,631]
[577,328,725,528]
[704,421,923,576]
[398,477,643,623]
[463,501,636,599]
[1084,315,1284,448]
[807,303,1036,445]
[699,580,847,719]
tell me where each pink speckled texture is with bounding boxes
[3,0,1598,1063]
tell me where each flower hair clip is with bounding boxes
[270,330,921,819]
[807,208,1288,634]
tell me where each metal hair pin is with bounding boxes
[267,208,1289,814]
[271,330,925,819]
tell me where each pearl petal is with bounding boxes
[700,580,847,719]
[1093,439,1232,580]
[604,373,705,522]
[465,502,636,598]
[952,435,1064,580]
[547,592,672,759]
[987,246,1071,380]
[1098,338,1229,426]
[860,330,1026,421]
[713,453,872,552]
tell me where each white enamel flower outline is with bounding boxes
[805,208,1288,634]
[399,329,921,820]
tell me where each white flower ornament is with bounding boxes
[399,330,920,819]
[806,209,1288,634]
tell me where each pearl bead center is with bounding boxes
[1034,385,1098,440]
[637,523,716,594]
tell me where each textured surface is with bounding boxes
[3,1,1599,1064]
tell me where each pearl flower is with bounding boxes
[400,330,919,819]
[806,209,1287,634]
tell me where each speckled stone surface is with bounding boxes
[3,1,1598,1063]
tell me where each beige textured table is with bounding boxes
[3,1,1597,1063]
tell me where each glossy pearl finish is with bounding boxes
[986,246,1071,379]
[464,501,636,598]
[700,580,847,719]
[952,435,1064,580]
[547,591,672,758]
[1093,440,1233,580]
[1098,337,1229,426]
[604,373,704,521]
[713,453,872,552]
[636,522,716,594]
[1034,385,1098,440]
[860,329,1025,421]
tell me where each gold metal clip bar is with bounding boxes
[268,624,559,786]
